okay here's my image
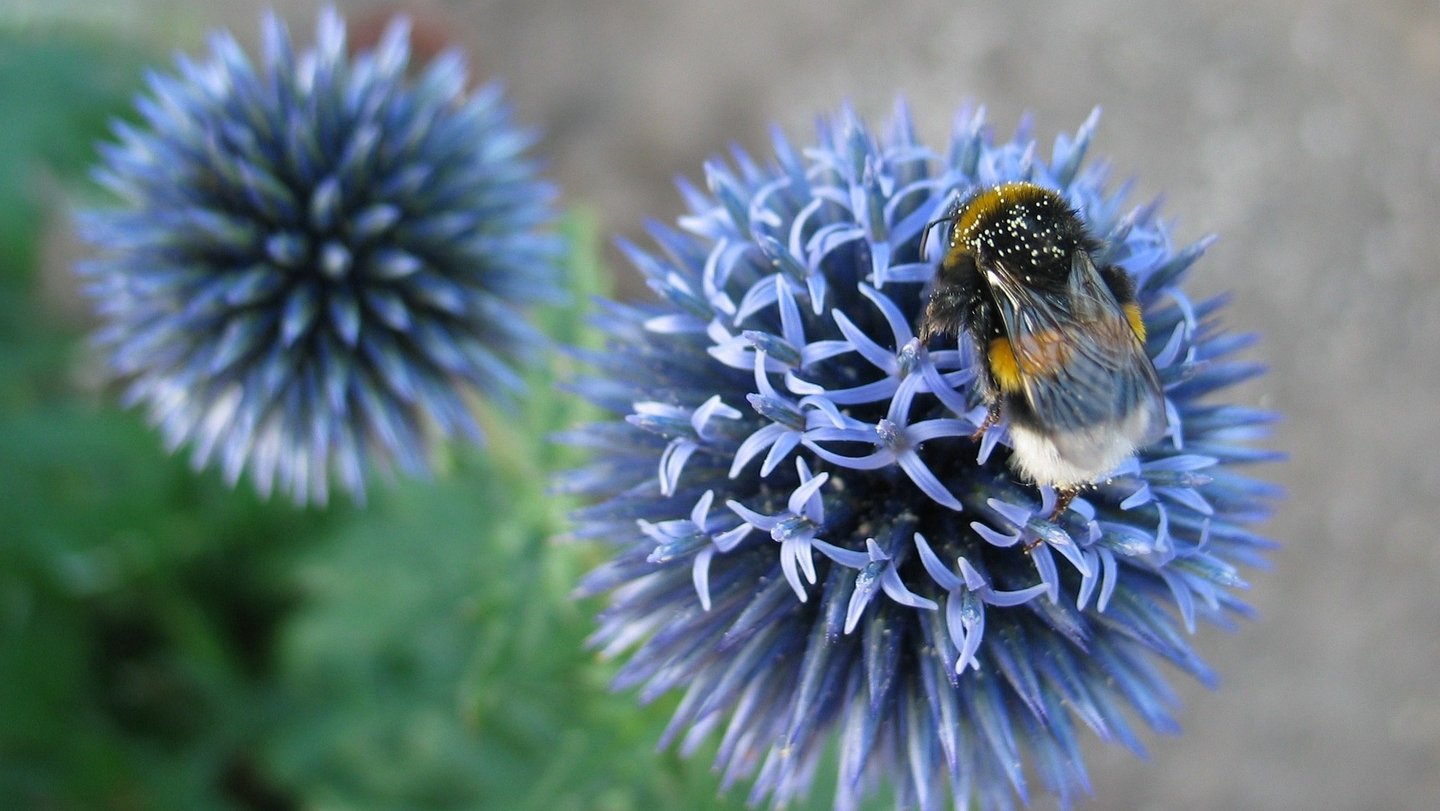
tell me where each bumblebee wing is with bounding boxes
[986,253,1168,455]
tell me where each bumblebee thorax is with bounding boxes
[951,182,1083,280]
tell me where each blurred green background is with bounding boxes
[0,23,849,811]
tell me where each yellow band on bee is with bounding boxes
[1123,301,1146,342]
[987,338,1025,393]
[987,330,1073,393]
[988,307,1144,393]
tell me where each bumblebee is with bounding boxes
[918,181,1167,526]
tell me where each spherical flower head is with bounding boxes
[563,101,1279,810]
[78,8,561,505]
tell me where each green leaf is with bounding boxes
[0,29,147,285]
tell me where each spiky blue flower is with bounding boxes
[78,9,560,505]
[563,102,1279,810]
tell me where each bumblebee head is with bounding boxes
[918,271,967,341]
[949,181,1089,292]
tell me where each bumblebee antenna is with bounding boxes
[918,215,951,261]
[918,192,965,261]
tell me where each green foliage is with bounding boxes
[0,405,335,809]
[0,30,147,296]
[0,28,328,810]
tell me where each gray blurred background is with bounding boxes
[17,0,1440,807]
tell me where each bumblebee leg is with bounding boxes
[1024,486,1082,553]
[1047,486,1080,522]
[970,401,1001,442]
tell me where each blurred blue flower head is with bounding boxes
[564,102,1278,809]
[79,8,560,505]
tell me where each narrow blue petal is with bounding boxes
[206,311,267,374]
[327,287,361,347]
[913,533,964,592]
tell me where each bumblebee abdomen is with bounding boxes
[986,333,1072,395]
[1007,414,1154,488]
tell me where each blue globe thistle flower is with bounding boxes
[562,102,1279,810]
[78,9,560,505]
